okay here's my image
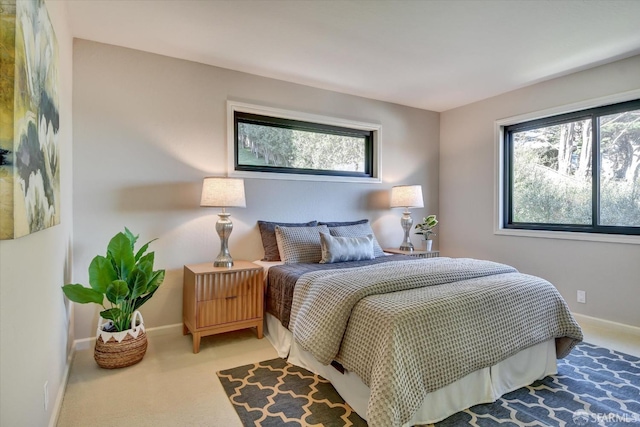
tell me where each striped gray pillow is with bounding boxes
[319,233,375,264]
[275,225,330,264]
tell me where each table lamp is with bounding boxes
[390,185,424,251]
[200,177,246,267]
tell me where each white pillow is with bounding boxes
[328,223,385,257]
[319,233,375,264]
[275,225,329,264]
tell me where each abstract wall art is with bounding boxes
[0,0,59,239]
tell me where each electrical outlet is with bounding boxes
[577,290,586,304]
[43,381,49,411]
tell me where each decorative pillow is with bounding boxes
[258,220,318,261]
[275,225,330,264]
[328,223,385,257]
[318,219,369,227]
[319,233,374,264]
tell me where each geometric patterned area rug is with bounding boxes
[217,357,366,426]
[217,343,640,427]
[437,342,640,426]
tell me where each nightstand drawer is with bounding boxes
[196,295,261,328]
[195,269,262,301]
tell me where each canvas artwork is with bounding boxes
[0,0,59,240]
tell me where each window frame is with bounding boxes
[495,90,640,243]
[227,101,382,183]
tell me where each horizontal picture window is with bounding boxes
[227,101,381,183]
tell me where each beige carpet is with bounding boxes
[56,327,277,427]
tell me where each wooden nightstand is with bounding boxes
[183,261,264,353]
[384,248,440,258]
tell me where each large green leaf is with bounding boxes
[136,252,153,280]
[134,239,157,262]
[128,268,148,299]
[128,260,152,293]
[126,263,148,291]
[124,227,139,249]
[133,287,157,310]
[62,284,104,305]
[137,255,154,276]
[106,280,129,304]
[107,232,135,280]
[88,255,117,293]
[134,270,165,310]
[146,269,165,291]
[107,253,118,274]
[100,307,122,321]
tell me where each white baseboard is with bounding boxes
[48,347,75,427]
[146,322,183,336]
[74,322,184,351]
[572,313,640,337]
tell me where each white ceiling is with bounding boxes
[63,0,640,112]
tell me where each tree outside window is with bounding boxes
[235,112,373,179]
[504,100,640,235]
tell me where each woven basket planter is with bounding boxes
[94,311,147,369]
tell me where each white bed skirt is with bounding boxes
[264,313,557,426]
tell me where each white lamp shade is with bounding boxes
[200,177,246,208]
[390,185,424,208]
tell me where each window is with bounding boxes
[227,101,381,183]
[503,99,640,235]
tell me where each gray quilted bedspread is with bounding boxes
[266,254,413,328]
[288,258,583,427]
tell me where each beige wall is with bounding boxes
[72,39,440,340]
[440,55,640,327]
[0,1,74,426]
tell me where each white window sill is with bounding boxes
[494,227,640,245]
[229,169,381,184]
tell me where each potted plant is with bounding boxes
[414,214,438,251]
[62,228,165,369]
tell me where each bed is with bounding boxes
[255,220,583,427]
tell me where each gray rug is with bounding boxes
[439,342,639,426]
[217,343,640,426]
[217,357,366,426]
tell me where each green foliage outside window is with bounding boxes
[238,122,366,173]
[508,101,640,231]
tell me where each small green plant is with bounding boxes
[415,214,438,239]
[62,228,165,332]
